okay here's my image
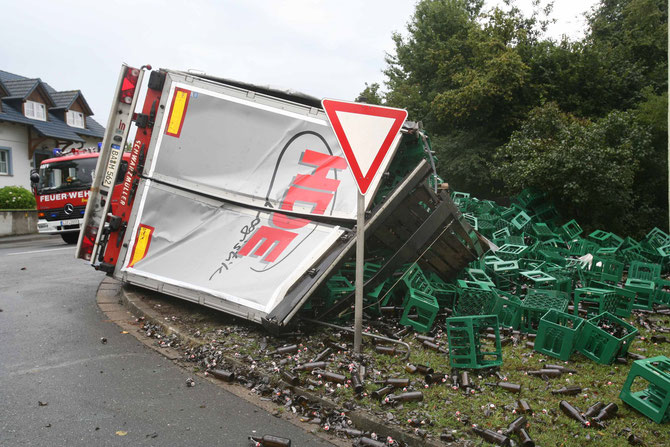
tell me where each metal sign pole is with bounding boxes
[354,190,365,354]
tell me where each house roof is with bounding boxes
[0,79,8,97]
[0,69,104,142]
[49,90,93,115]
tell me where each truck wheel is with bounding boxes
[61,232,79,245]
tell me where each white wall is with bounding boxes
[0,122,103,192]
[0,122,31,190]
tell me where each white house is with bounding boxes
[0,70,105,190]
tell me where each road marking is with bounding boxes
[6,353,145,377]
[7,247,74,256]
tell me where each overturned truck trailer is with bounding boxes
[77,65,489,331]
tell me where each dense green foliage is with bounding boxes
[363,0,668,236]
[0,186,36,210]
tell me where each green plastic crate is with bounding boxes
[520,270,556,288]
[588,282,636,318]
[628,261,661,282]
[426,272,458,308]
[576,312,638,365]
[625,278,656,311]
[561,219,583,240]
[492,293,522,329]
[590,257,624,283]
[620,356,670,423]
[534,309,586,361]
[466,268,495,287]
[445,315,503,369]
[399,289,440,333]
[573,287,618,319]
[454,282,497,316]
[519,289,569,334]
[497,243,529,260]
[511,211,532,230]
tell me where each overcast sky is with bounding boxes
[1,0,598,126]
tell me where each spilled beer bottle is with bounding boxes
[551,386,582,396]
[592,402,618,423]
[249,435,291,447]
[485,382,521,393]
[503,416,527,435]
[471,427,511,446]
[559,400,589,426]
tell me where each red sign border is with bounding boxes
[321,99,407,195]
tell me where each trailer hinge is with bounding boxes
[116,222,127,247]
[128,178,140,202]
[148,70,166,91]
[135,113,149,128]
[108,214,122,232]
[96,263,116,275]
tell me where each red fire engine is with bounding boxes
[30,148,129,244]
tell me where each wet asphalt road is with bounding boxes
[0,234,334,447]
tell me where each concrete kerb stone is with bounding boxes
[109,281,452,447]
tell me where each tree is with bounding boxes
[492,102,656,235]
[361,0,668,235]
[355,83,384,105]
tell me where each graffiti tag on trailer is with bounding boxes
[208,214,261,280]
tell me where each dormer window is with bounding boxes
[25,100,46,121]
[66,110,85,128]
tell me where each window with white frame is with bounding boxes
[66,110,85,128]
[0,148,11,175]
[25,100,46,121]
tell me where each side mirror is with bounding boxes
[30,172,40,184]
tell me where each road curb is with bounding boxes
[110,281,453,447]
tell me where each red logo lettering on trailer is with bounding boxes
[238,149,347,263]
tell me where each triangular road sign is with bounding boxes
[322,99,407,195]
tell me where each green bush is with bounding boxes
[0,186,36,210]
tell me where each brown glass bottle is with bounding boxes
[371,385,394,400]
[460,371,471,388]
[486,382,521,393]
[208,369,235,382]
[267,345,298,356]
[528,369,562,378]
[503,416,527,435]
[584,401,604,418]
[281,371,300,386]
[551,386,582,396]
[471,427,511,446]
[405,364,418,374]
[592,402,618,423]
[381,377,410,388]
[375,345,396,355]
[312,347,331,362]
[314,370,346,384]
[518,428,535,447]
[559,400,588,426]
[416,335,436,343]
[249,435,292,447]
[387,391,423,403]
[517,399,532,414]
[358,437,386,447]
[545,364,577,374]
[294,361,327,371]
[415,364,434,374]
[350,373,364,394]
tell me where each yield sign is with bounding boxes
[322,99,407,195]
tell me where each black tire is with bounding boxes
[61,232,79,245]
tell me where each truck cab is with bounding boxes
[31,149,128,244]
